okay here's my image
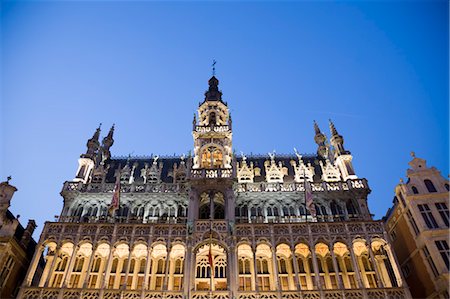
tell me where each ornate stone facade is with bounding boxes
[384,153,449,298]
[19,76,410,299]
[0,180,40,299]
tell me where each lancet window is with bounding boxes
[201,146,223,168]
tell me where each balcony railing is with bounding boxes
[19,287,409,299]
[190,168,233,179]
[195,125,230,133]
[236,179,369,193]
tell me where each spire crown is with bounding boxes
[329,119,339,136]
[204,76,222,101]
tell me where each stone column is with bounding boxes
[310,248,321,289]
[122,244,134,289]
[349,248,364,289]
[101,246,116,289]
[384,244,403,287]
[228,244,238,296]
[82,245,97,288]
[337,255,350,289]
[357,256,370,288]
[25,243,45,286]
[291,249,300,290]
[330,248,343,289]
[252,245,259,292]
[367,244,382,288]
[375,256,392,287]
[62,245,80,287]
[163,244,172,289]
[271,246,280,291]
[183,244,192,298]
[44,245,61,287]
[143,247,153,290]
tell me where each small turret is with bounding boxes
[101,124,115,162]
[329,119,349,157]
[313,121,328,158]
[204,76,223,102]
[0,177,17,215]
[83,125,101,158]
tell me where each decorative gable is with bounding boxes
[290,152,314,182]
[237,155,255,183]
[264,153,287,183]
[319,159,341,182]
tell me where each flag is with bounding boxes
[305,179,317,218]
[108,179,120,215]
[208,243,214,272]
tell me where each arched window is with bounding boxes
[209,112,217,125]
[445,183,449,191]
[214,204,225,219]
[199,204,210,219]
[201,146,223,168]
[411,186,419,194]
[424,179,437,193]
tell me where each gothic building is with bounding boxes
[19,76,411,299]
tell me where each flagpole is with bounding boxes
[304,168,307,223]
[209,191,213,292]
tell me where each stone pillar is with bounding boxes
[252,245,259,292]
[163,244,172,289]
[39,250,56,287]
[24,243,44,286]
[122,244,134,289]
[114,258,124,289]
[271,246,280,291]
[228,244,238,297]
[62,245,79,287]
[375,256,392,287]
[44,245,61,287]
[330,248,343,289]
[95,258,106,289]
[291,249,300,290]
[82,245,97,288]
[384,244,403,287]
[310,248,321,290]
[367,244,382,287]
[337,255,350,289]
[183,245,192,298]
[357,256,370,288]
[143,247,153,290]
[349,248,364,289]
[101,246,116,289]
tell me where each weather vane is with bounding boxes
[212,59,217,76]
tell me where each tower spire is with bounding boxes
[329,119,339,136]
[328,119,348,156]
[313,121,327,158]
[101,124,115,162]
[84,124,101,158]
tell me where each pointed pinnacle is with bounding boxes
[313,120,321,135]
[329,119,338,136]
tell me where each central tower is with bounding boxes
[192,76,233,169]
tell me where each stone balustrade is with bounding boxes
[19,287,408,299]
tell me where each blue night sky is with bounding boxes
[1,1,448,237]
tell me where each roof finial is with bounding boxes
[410,151,416,158]
[6,176,11,183]
[212,59,217,76]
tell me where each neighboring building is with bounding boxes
[19,76,410,299]
[0,179,40,299]
[384,153,449,299]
